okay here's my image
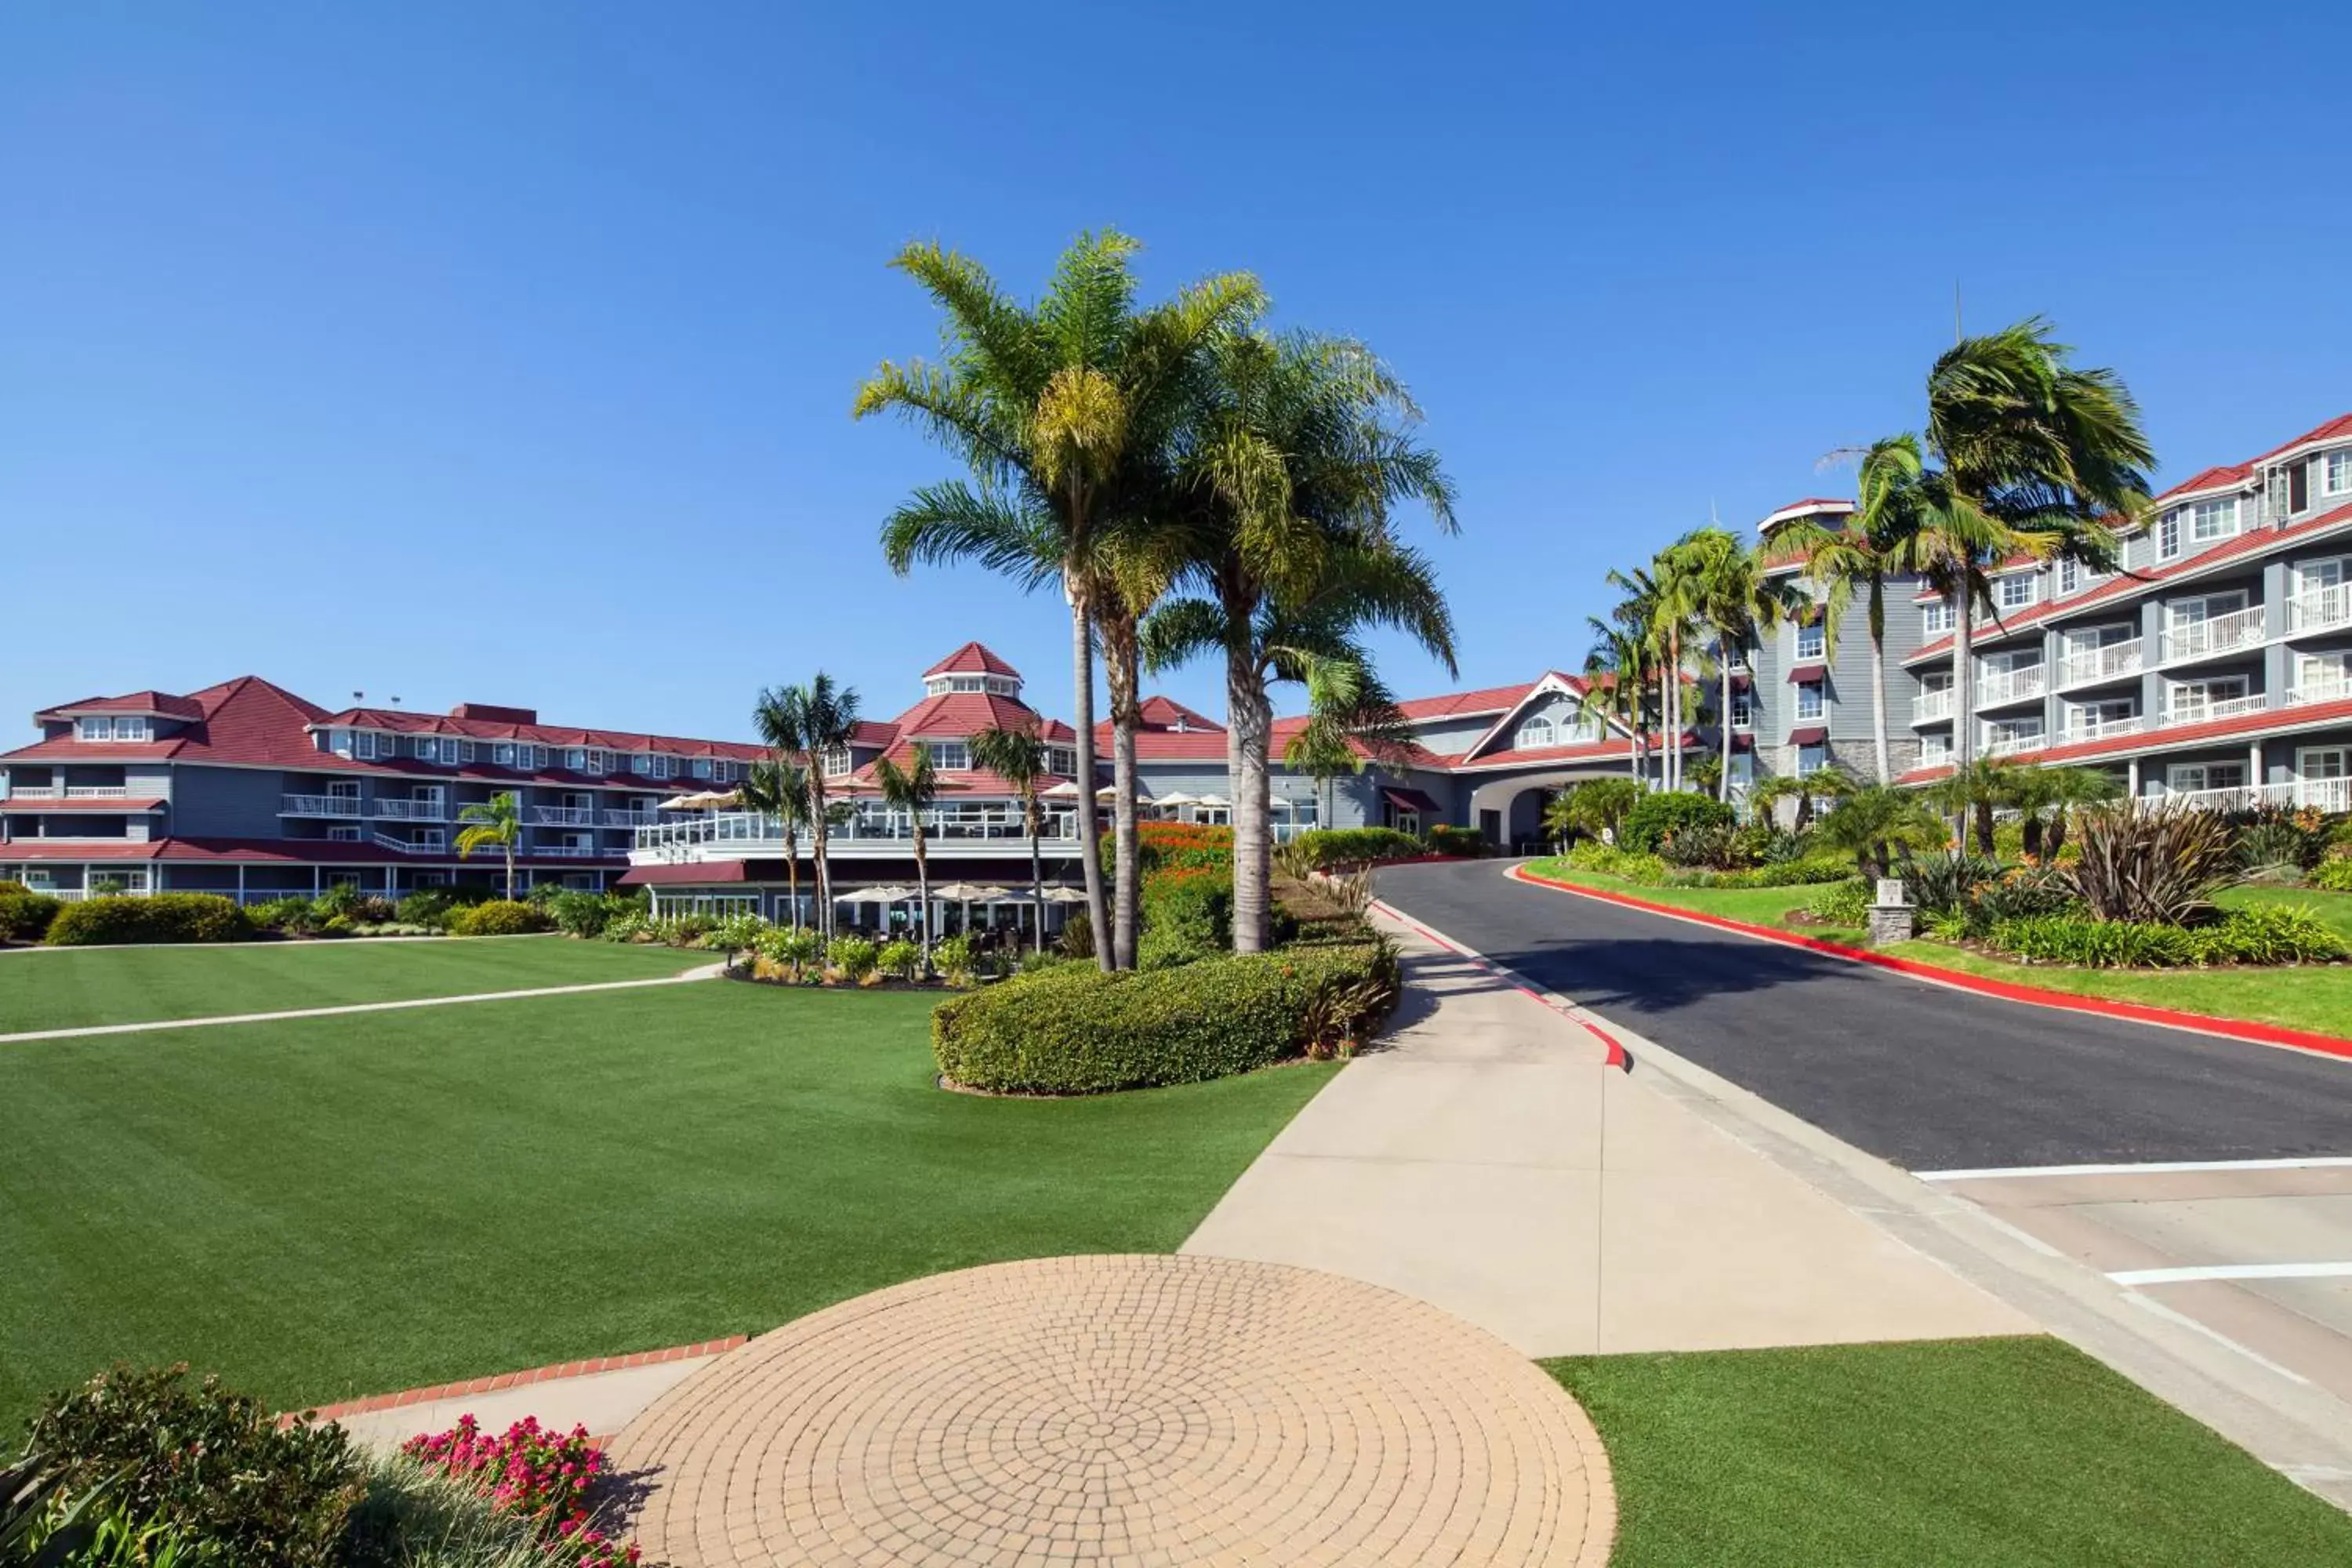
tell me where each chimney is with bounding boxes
[449,702,539,725]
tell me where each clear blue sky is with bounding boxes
[5,2,2347,744]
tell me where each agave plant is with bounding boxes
[2067,802,2241,925]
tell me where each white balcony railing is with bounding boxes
[282,793,364,817]
[2056,637,2143,688]
[2054,713,2144,747]
[6,784,133,800]
[2287,584,2352,634]
[1973,663,2047,708]
[528,806,597,827]
[2285,679,2352,708]
[1980,728,2048,758]
[371,832,448,854]
[2159,778,2352,815]
[635,808,1085,855]
[599,810,662,828]
[530,841,616,858]
[1912,689,1954,724]
[2160,603,2267,662]
[2167,691,2272,727]
[373,798,447,821]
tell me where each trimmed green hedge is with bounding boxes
[0,890,64,942]
[1987,906,2347,968]
[933,941,1399,1094]
[1424,824,1484,857]
[45,894,252,946]
[446,899,554,937]
[1619,790,1736,855]
[1287,828,1425,869]
[1138,872,1233,969]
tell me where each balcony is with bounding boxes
[373,798,447,821]
[2054,713,2144,747]
[2056,638,2143,688]
[2158,604,2266,662]
[528,806,598,827]
[2166,691,2273,727]
[371,832,448,855]
[2161,777,2352,815]
[2285,679,2352,708]
[2287,584,2352,635]
[6,784,132,800]
[529,841,615,858]
[599,809,663,828]
[1911,689,1954,724]
[634,808,1085,859]
[1973,664,2046,709]
[1980,728,2048,759]
[282,793,364,817]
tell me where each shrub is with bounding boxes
[0,878,24,895]
[600,909,655,943]
[1056,909,1096,960]
[45,894,251,947]
[935,932,980,985]
[310,884,363,920]
[2070,803,2241,924]
[749,924,822,980]
[445,899,551,938]
[393,890,455,931]
[247,895,319,934]
[1973,864,2082,924]
[27,1365,363,1568]
[341,1452,543,1568]
[1802,878,1871,927]
[546,889,643,938]
[2310,855,2352,892]
[826,935,879,982]
[877,938,924,981]
[651,913,715,947]
[1138,869,1232,968]
[1618,790,1736,855]
[932,942,1399,1093]
[1018,946,1066,974]
[1656,820,1747,869]
[2236,816,2322,875]
[1901,854,2002,916]
[396,1417,641,1568]
[1286,827,1425,870]
[1669,858,1850,889]
[1424,824,1484,858]
[1111,821,1236,879]
[708,911,771,956]
[348,895,397,925]
[2194,903,2347,964]
[1554,775,1642,840]
[1985,907,2347,967]
[0,890,62,942]
[1564,840,1621,873]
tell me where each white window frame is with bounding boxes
[2168,589,2249,627]
[823,746,852,779]
[1918,734,1952,767]
[2168,674,2250,717]
[2159,510,2181,559]
[1047,746,1076,777]
[2166,760,2245,796]
[2189,496,2242,544]
[1996,572,2037,610]
[1921,598,1953,635]
[1515,717,1556,750]
[1795,743,1828,777]
[1730,695,1755,731]
[1795,683,1824,720]
[712,759,736,784]
[564,748,587,772]
[923,740,972,772]
[2325,450,2352,499]
[1794,622,1825,661]
[327,823,363,842]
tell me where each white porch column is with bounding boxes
[2126,757,2140,797]
[2250,740,2265,789]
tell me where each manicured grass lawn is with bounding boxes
[0,937,710,1033]
[1548,1337,2352,1566]
[0,981,1334,1430]
[1521,859,2352,1039]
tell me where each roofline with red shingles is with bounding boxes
[1896,694,2352,784]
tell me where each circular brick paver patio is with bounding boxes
[610,1254,1613,1566]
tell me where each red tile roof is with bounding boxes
[1393,681,1539,721]
[1896,694,2352,785]
[1904,500,2352,666]
[34,690,205,722]
[2151,462,2253,504]
[923,641,1022,678]
[1136,695,1223,732]
[2248,412,2352,468]
[0,837,615,865]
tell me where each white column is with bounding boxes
[2251,740,2265,792]
[2127,757,2140,797]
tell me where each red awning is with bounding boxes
[1788,726,1829,746]
[1381,786,1443,814]
[615,862,750,887]
[1731,731,1755,752]
[1785,663,1828,684]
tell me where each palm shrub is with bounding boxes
[2067,803,2239,924]
[1619,790,1735,855]
[1901,853,2002,916]
[1813,786,1946,884]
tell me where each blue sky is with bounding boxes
[5,2,2347,744]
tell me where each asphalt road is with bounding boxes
[1375,859,2352,1172]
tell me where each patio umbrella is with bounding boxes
[1041,781,1083,799]
[1193,792,1228,808]
[931,882,1010,940]
[835,884,913,902]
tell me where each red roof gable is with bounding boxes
[923,641,1022,678]
[1136,695,1224,732]
[2249,413,2352,468]
[1394,681,1537,722]
[2152,462,2252,505]
[34,690,206,722]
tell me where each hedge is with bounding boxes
[45,893,253,946]
[1286,828,1426,870]
[933,941,1399,1094]
[446,899,554,937]
[1986,906,2347,968]
[1424,824,1484,857]
[0,890,64,942]
[1138,870,1232,969]
[1618,790,1736,855]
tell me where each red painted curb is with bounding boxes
[1508,866,2352,1064]
[1372,900,1631,1069]
[283,1334,750,1425]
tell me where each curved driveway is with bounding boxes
[1377,860,2352,1172]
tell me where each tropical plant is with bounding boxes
[452,792,522,898]
[1813,785,1947,884]
[1876,319,2154,789]
[754,676,862,941]
[971,721,1052,954]
[877,938,924,982]
[1673,526,1810,799]
[1748,767,1856,832]
[826,934,880,983]
[1781,474,1906,782]
[1900,852,2004,915]
[1577,620,1654,786]
[1922,758,2019,856]
[866,230,1265,969]
[2009,765,2123,858]
[871,742,942,969]
[1142,328,1457,954]
[1619,789,1736,855]
[2067,801,2240,924]
[739,755,813,928]
[1276,650,1424,883]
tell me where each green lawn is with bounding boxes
[1548,1338,2352,1566]
[0,937,710,1033]
[1521,859,2352,1039]
[0,982,1334,1428]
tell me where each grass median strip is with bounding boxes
[1547,1336,2352,1566]
[0,979,1335,1428]
[0,936,711,1033]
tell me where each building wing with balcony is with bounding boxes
[1891,411,2352,811]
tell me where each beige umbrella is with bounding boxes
[1041,780,1084,799]
[1193,792,1229,808]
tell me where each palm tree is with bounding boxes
[754,676,862,940]
[1782,467,1909,785]
[1878,319,2154,804]
[1924,757,2015,857]
[1677,527,1810,801]
[1813,785,1946,884]
[740,757,812,927]
[1577,619,1652,787]
[871,744,942,967]
[971,722,1051,954]
[863,231,1265,972]
[454,791,523,898]
[2009,764,2122,859]
[1280,649,1414,841]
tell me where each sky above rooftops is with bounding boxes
[3,2,2347,744]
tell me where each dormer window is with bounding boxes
[1515,717,1555,750]
[2327,450,2352,499]
[924,741,971,771]
[712,760,736,783]
[75,716,151,742]
[2190,496,2241,544]
[1997,572,2036,611]
[823,746,852,778]
[921,673,1022,699]
[691,758,713,780]
[1047,746,1076,776]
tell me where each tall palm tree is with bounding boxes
[971,721,1051,955]
[454,791,522,898]
[1142,329,1457,953]
[1879,319,2154,807]
[739,757,811,927]
[1279,649,1414,840]
[871,744,941,966]
[1676,527,1810,802]
[1577,619,1652,787]
[863,230,1265,972]
[1813,784,1946,884]
[1781,465,1911,785]
[755,676,862,940]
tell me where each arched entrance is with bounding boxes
[1466,769,1631,853]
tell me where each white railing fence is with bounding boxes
[2157,778,2352,814]
[1973,664,2047,707]
[2056,638,2143,688]
[2160,603,2267,662]
[374,798,448,821]
[281,793,364,816]
[2287,584,2352,634]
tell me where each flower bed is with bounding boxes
[401,1416,641,1566]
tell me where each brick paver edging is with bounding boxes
[287,1337,749,1424]
[1508,864,2352,1064]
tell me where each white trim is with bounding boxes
[2109,1261,2352,1287]
[1457,672,1599,760]
[1915,1156,2352,1181]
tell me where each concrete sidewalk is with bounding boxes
[1182,914,2033,1356]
